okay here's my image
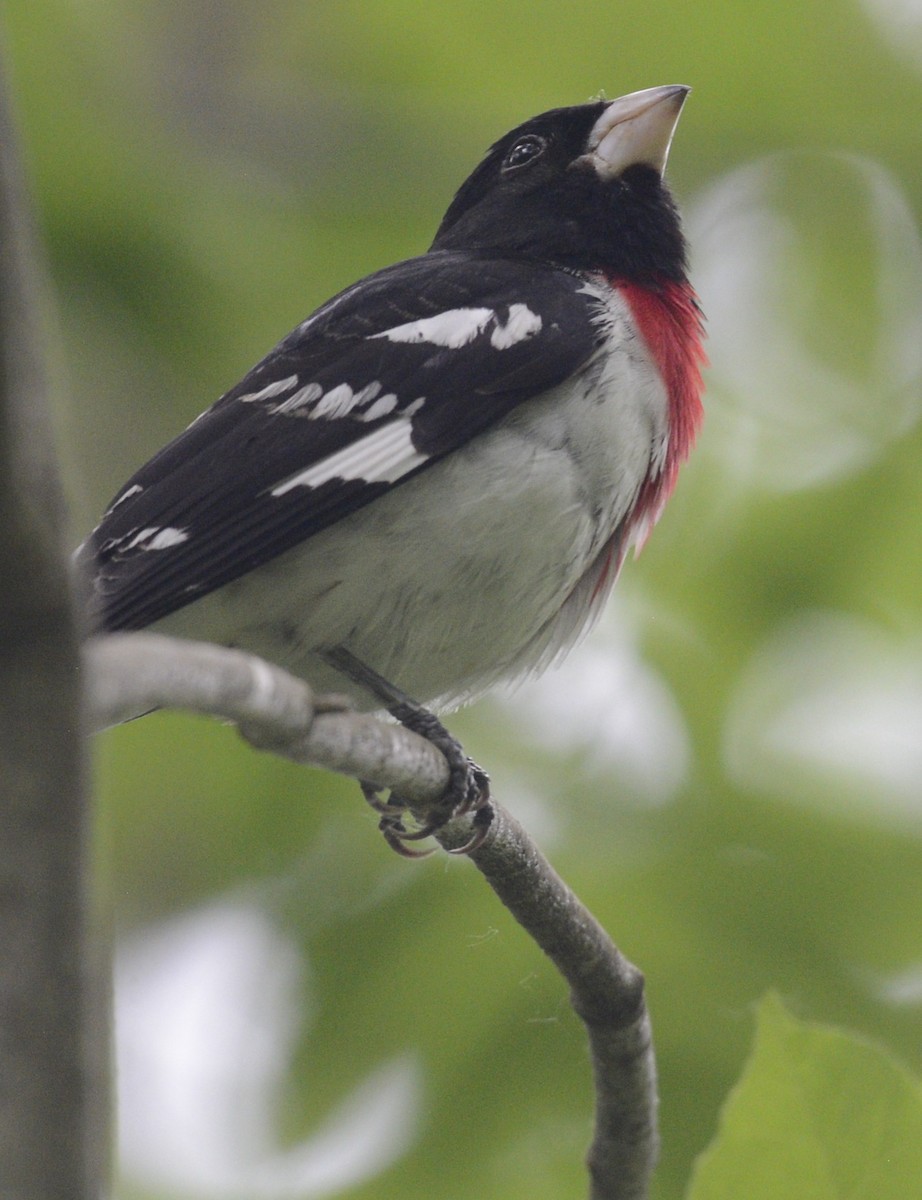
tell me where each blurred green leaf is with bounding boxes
[688,994,922,1199]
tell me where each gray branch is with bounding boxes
[86,630,659,1200]
[87,632,451,803]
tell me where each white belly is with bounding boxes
[160,288,668,709]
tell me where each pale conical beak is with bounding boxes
[585,85,689,179]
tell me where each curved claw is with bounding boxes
[379,816,437,858]
[444,802,494,855]
[380,800,492,857]
[360,780,390,812]
[386,816,442,842]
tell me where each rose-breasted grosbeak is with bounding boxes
[80,85,705,839]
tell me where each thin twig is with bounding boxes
[84,629,658,1199]
[437,809,658,1200]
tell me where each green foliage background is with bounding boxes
[5,2,922,1197]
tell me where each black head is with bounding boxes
[431,86,690,284]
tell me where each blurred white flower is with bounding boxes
[724,610,922,825]
[116,901,421,1199]
[866,961,922,1006]
[689,152,922,489]
[501,607,691,807]
[859,0,922,67]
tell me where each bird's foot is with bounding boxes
[322,647,492,855]
[369,699,492,856]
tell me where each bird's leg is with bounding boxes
[321,646,491,855]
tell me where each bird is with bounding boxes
[79,84,706,847]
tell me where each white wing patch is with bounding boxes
[371,305,542,350]
[359,391,399,421]
[110,526,190,553]
[146,527,189,550]
[271,382,324,414]
[270,416,427,496]
[309,383,358,419]
[250,378,399,421]
[239,375,300,403]
[107,483,144,513]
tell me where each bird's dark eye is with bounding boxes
[502,135,547,172]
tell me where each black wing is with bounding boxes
[80,251,601,631]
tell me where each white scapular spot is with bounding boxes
[489,303,543,348]
[372,308,495,349]
[372,305,542,350]
[271,418,426,495]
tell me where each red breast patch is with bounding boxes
[615,277,706,543]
